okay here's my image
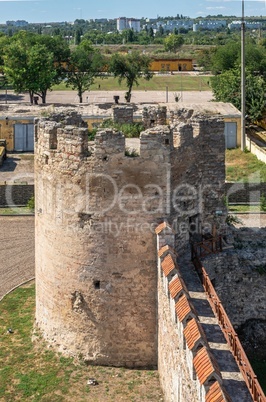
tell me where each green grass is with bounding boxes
[226,148,266,183]
[0,284,163,402]
[52,75,210,92]
[228,205,261,213]
[0,207,34,215]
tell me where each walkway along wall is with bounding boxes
[156,223,260,402]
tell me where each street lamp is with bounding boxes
[241,0,246,150]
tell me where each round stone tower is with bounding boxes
[34,111,173,368]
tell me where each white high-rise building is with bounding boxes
[128,18,141,32]
[117,17,127,32]
[117,17,141,32]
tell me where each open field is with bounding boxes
[0,284,163,402]
[52,74,211,92]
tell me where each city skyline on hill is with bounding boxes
[0,0,266,24]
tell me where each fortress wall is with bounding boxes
[35,118,173,367]
[170,117,226,250]
[155,224,231,402]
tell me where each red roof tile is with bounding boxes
[169,276,187,299]
[158,244,177,258]
[183,318,207,351]
[175,294,196,323]
[161,254,176,277]
[193,347,221,386]
[155,221,174,235]
[206,380,232,402]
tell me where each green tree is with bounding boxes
[211,67,266,121]
[2,31,69,103]
[199,39,266,75]
[164,34,184,53]
[65,40,105,103]
[108,51,153,103]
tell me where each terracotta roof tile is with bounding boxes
[161,254,176,277]
[206,380,232,402]
[155,221,174,235]
[169,276,187,300]
[158,244,177,258]
[183,318,207,351]
[193,347,221,386]
[175,294,196,323]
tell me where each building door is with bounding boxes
[224,122,237,149]
[14,124,34,152]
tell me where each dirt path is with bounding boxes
[0,216,34,300]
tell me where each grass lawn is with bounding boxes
[228,204,261,213]
[0,207,33,215]
[52,74,211,92]
[0,283,163,402]
[226,148,266,182]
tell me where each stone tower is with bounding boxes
[35,110,226,368]
[35,112,172,367]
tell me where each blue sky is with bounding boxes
[0,0,266,24]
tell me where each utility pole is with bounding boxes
[241,0,246,151]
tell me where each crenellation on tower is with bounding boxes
[172,122,193,148]
[94,129,125,157]
[57,126,88,160]
[140,125,173,159]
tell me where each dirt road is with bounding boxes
[0,216,34,300]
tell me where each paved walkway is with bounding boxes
[0,89,213,106]
[178,249,253,402]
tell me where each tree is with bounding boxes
[199,39,266,75]
[65,40,105,103]
[211,67,266,121]
[2,31,69,103]
[164,34,184,53]
[108,51,153,103]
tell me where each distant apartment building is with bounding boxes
[193,19,227,31]
[117,17,141,32]
[228,20,262,30]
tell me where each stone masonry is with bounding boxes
[35,110,226,368]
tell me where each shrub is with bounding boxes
[27,196,35,211]
[125,148,139,157]
[260,194,266,212]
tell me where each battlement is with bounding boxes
[36,115,174,165]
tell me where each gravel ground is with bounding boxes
[233,213,266,229]
[0,153,34,184]
[0,216,34,300]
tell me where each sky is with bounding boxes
[0,0,266,24]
